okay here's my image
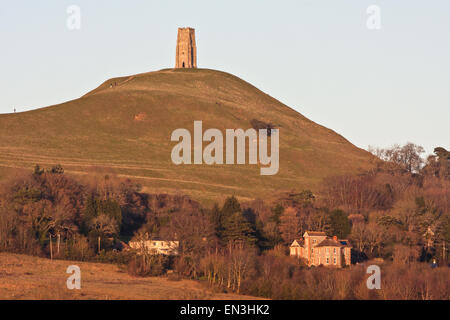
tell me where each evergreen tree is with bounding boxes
[98,198,122,229]
[221,196,241,218]
[33,164,44,176]
[279,206,300,244]
[210,202,222,236]
[328,209,351,239]
[221,211,257,245]
[82,194,97,234]
[216,196,258,245]
[270,204,284,224]
[82,194,122,235]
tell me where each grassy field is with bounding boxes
[0,252,262,300]
[0,68,375,205]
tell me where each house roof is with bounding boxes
[290,240,301,247]
[316,239,342,247]
[304,231,326,236]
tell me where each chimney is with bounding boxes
[333,235,338,241]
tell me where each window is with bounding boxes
[334,258,337,265]
[326,258,329,264]
[333,248,336,254]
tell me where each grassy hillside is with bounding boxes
[0,68,374,204]
[0,253,262,300]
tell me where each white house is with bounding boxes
[128,239,180,256]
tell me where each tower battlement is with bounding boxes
[175,27,197,68]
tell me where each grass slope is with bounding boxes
[0,68,374,204]
[0,253,261,300]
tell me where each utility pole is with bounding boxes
[444,241,447,263]
[57,233,61,255]
[49,234,53,260]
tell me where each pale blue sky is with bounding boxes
[0,1,449,155]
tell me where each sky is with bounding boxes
[0,0,449,155]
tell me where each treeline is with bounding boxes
[0,144,448,299]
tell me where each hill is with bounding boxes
[0,252,262,299]
[0,68,374,204]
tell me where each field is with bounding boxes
[0,68,374,205]
[0,253,262,300]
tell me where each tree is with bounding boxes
[270,204,284,224]
[279,206,300,244]
[82,195,122,234]
[210,202,222,236]
[98,198,122,228]
[348,213,365,226]
[370,143,425,173]
[392,244,420,264]
[216,196,257,245]
[260,204,284,248]
[305,208,331,233]
[82,194,97,233]
[328,209,351,239]
[88,214,119,252]
[221,211,257,245]
[33,164,44,176]
[90,214,119,238]
[433,147,449,179]
[228,242,256,293]
[221,196,241,218]
[352,222,392,258]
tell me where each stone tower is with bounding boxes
[175,27,197,68]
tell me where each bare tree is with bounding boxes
[279,207,300,244]
[369,143,425,173]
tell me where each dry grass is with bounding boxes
[0,68,374,205]
[0,253,262,300]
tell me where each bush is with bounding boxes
[94,250,133,265]
[127,254,170,277]
[62,235,95,261]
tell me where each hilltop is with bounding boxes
[0,68,374,204]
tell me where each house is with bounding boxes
[128,239,180,256]
[290,231,352,267]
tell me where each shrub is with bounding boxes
[127,254,169,277]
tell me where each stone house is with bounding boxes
[290,231,352,267]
